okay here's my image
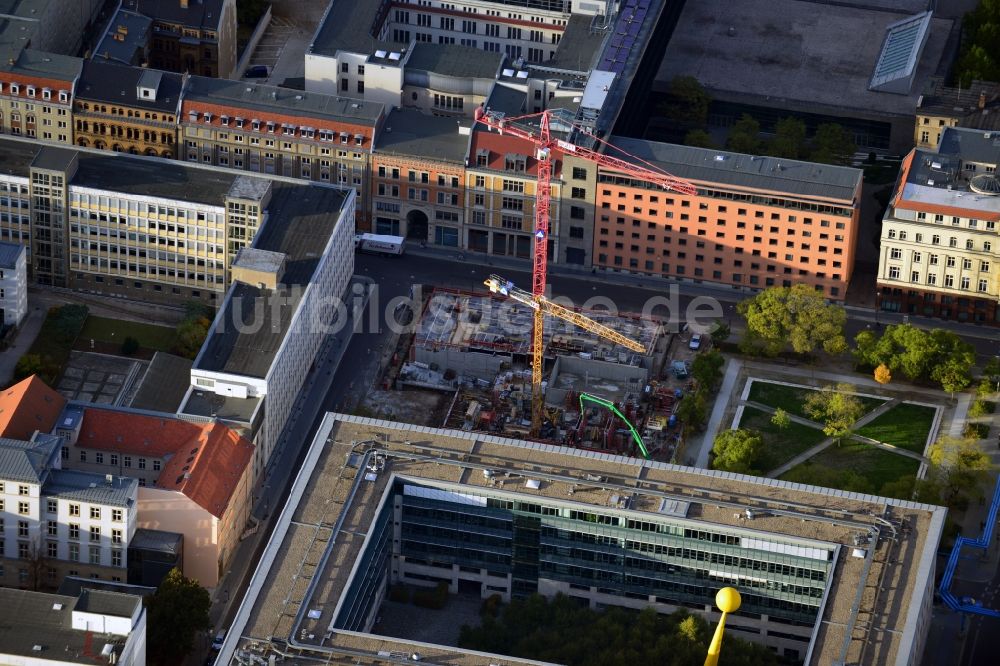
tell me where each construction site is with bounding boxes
[371,281,701,463]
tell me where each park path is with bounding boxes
[756,397,933,478]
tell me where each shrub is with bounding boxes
[968,400,995,418]
[481,593,502,617]
[964,423,990,440]
[388,584,410,603]
[412,581,449,609]
[120,336,140,356]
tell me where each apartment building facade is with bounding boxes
[180,76,383,227]
[0,433,138,590]
[914,78,1000,150]
[73,61,182,158]
[591,139,863,300]
[0,51,79,145]
[877,127,1000,324]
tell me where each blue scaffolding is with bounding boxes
[938,474,1000,618]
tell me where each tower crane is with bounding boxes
[474,107,697,435]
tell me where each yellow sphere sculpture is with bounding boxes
[704,587,742,666]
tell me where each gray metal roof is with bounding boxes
[183,76,384,127]
[31,145,77,172]
[0,435,58,484]
[129,527,183,556]
[57,576,156,599]
[129,352,193,413]
[123,0,227,30]
[310,0,396,57]
[375,108,471,163]
[0,588,133,664]
[73,151,237,206]
[92,9,153,66]
[657,0,952,118]
[76,60,183,113]
[608,136,863,202]
[74,589,141,618]
[180,388,262,425]
[937,126,1000,164]
[44,469,137,508]
[405,44,503,80]
[869,11,932,92]
[194,183,349,378]
[6,48,82,82]
[234,247,284,273]
[0,239,23,268]
[545,14,606,73]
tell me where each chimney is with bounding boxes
[979,90,987,110]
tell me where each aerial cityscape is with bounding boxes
[0,0,996,665]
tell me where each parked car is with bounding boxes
[211,630,226,651]
[243,65,268,78]
[689,334,702,350]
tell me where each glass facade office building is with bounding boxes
[335,478,836,633]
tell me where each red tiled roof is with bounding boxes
[79,408,254,518]
[0,375,66,440]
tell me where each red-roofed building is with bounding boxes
[0,375,66,441]
[57,406,253,588]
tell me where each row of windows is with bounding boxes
[0,498,124,522]
[885,267,991,292]
[888,249,990,272]
[887,230,993,251]
[914,212,998,229]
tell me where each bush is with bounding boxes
[968,400,995,418]
[481,593,502,617]
[964,423,990,440]
[412,581,449,609]
[120,336,140,356]
[387,584,410,603]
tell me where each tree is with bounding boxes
[675,388,707,431]
[874,363,891,385]
[726,114,762,154]
[14,354,45,381]
[147,568,211,666]
[691,349,724,390]
[661,76,711,126]
[983,357,1000,390]
[803,383,865,440]
[120,336,140,356]
[711,429,763,474]
[768,117,806,159]
[770,408,791,430]
[879,476,916,501]
[810,123,855,165]
[926,436,994,509]
[683,128,714,148]
[737,284,847,357]
[854,324,975,389]
[173,302,214,359]
[710,322,730,343]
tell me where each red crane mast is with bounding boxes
[473,107,697,435]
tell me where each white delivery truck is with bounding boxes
[354,233,405,256]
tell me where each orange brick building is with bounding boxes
[594,139,863,300]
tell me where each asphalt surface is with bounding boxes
[208,250,999,662]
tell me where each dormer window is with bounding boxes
[266,121,275,133]
[203,112,212,123]
[0,83,4,93]
[340,132,349,144]
[251,119,261,131]
[58,91,68,102]
[26,86,34,97]
[282,124,294,136]
[41,88,50,100]
[220,115,229,126]
[188,110,198,122]
[235,117,244,128]
[355,134,364,146]
[10,84,18,95]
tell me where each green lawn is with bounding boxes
[78,316,175,352]
[747,380,885,419]
[737,407,828,474]
[855,403,936,454]
[780,440,920,493]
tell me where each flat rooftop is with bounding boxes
[894,132,1000,218]
[179,388,262,424]
[609,136,863,202]
[225,414,945,666]
[375,108,471,163]
[405,43,503,80]
[656,0,952,118]
[194,183,350,378]
[183,76,384,127]
[129,352,193,413]
[0,588,134,664]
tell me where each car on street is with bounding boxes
[243,65,268,78]
[689,334,702,350]
[211,630,226,651]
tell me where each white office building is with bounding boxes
[0,240,27,326]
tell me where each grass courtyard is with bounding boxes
[746,380,885,419]
[780,440,921,493]
[855,403,936,454]
[736,407,828,473]
[78,316,176,353]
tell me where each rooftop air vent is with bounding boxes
[375,50,387,58]
[388,52,401,61]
